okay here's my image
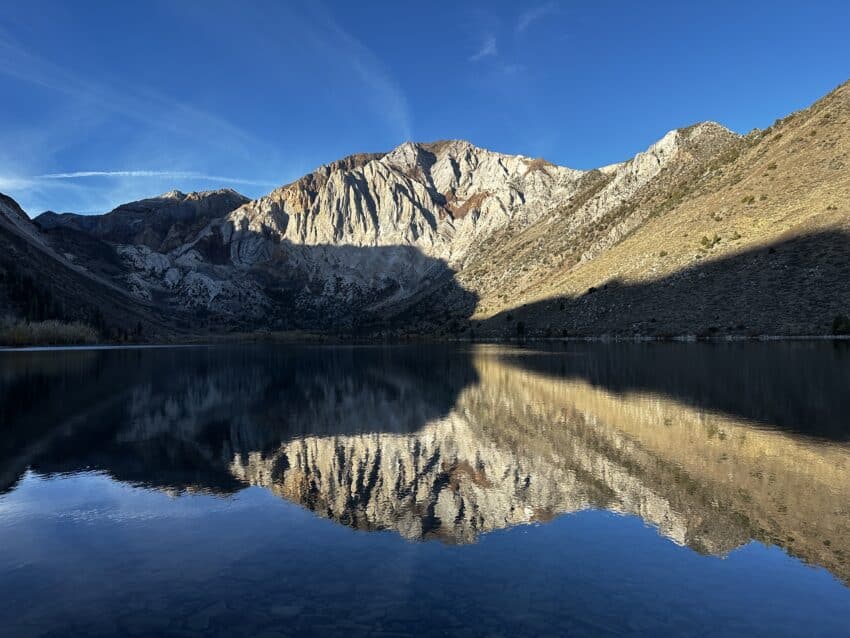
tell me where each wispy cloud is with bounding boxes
[0,7,411,212]
[0,28,269,160]
[300,3,412,141]
[517,3,558,33]
[0,170,276,215]
[0,172,109,215]
[0,24,287,213]
[470,36,498,62]
[35,171,276,187]
[0,175,38,192]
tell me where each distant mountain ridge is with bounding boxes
[0,192,174,339]
[36,188,249,252]
[2,78,849,338]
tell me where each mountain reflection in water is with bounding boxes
[1,342,849,587]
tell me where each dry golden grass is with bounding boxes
[544,92,849,302]
[469,80,850,335]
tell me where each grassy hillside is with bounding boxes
[473,80,850,337]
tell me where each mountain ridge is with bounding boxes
[2,78,849,339]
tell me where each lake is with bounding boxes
[1,342,849,637]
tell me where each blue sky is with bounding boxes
[1,0,849,214]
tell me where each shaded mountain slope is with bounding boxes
[35,188,249,252]
[0,194,182,339]
[480,230,850,337]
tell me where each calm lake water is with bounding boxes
[1,342,849,637]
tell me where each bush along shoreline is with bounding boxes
[0,317,99,347]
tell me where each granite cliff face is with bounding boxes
[219,140,584,265]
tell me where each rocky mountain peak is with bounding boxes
[143,188,249,207]
[599,121,740,176]
[676,121,742,161]
[381,140,437,176]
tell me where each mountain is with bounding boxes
[0,193,181,339]
[36,188,248,252]
[474,81,850,337]
[3,78,850,338]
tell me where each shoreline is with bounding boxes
[2,333,849,352]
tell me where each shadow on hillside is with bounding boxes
[481,230,850,440]
[192,219,482,330]
[0,223,181,340]
[236,240,480,332]
[34,215,481,333]
[500,340,850,441]
[0,344,478,493]
[486,230,850,338]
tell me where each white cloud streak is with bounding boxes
[517,3,558,33]
[35,171,276,187]
[302,3,412,141]
[470,36,498,62]
[0,26,273,160]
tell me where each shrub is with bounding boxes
[516,321,526,338]
[700,234,721,249]
[0,317,99,346]
[832,315,850,336]
[767,162,778,170]
[658,250,668,257]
